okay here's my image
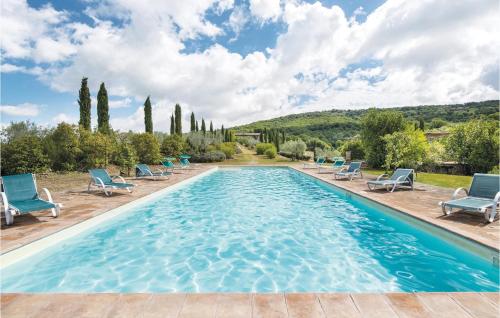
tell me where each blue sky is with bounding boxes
[1,0,498,131]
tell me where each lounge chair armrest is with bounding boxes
[376,174,388,181]
[338,167,348,173]
[154,169,164,174]
[494,192,500,206]
[1,192,8,210]
[41,188,55,203]
[452,187,468,200]
[111,175,126,183]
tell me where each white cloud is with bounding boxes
[1,0,499,131]
[249,0,282,22]
[227,6,249,40]
[0,103,41,116]
[52,113,77,124]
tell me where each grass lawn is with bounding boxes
[218,145,294,165]
[364,169,472,189]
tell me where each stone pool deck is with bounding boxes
[1,164,499,317]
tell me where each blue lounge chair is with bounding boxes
[440,174,500,223]
[303,157,326,169]
[161,158,187,173]
[179,155,201,170]
[1,173,61,225]
[318,159,346,174]
[88,169,135,196]
[334,161,363,180]
[136,164,171,180]
[367,168,414,192]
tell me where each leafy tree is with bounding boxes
[78,130,116,169]
[190,112,195,132]
[429,118,447,129]
[361,109,406,168]
[161,134,187,157]
[144,96,153,133]
[174,104,182,135]
[47,123,80,171]
[114,140,137,176]
[201,119,206,135]
[339,138,365,160]
[170,114,175,135]
[281,140,307,160]
[383,126,429,170]
[0,120,45,142]
[97,82,110,134]
[131,133,162,164]
[195,120,199,132]
[1,135,50,175]
[418,118,425,130]
[256,143,275,155]
[446,120,499,173]
[78,77,91,130]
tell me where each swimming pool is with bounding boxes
[1,167,498,292]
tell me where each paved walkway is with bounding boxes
[2,292,499,317]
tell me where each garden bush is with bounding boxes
[281,140,307,160]
[1,135,50,175]
[78,130,117,169]
[218,142,237,159]
[383,126,429,170]
[45,123,80,171]
[130,133,162,164]
[265,146,277,159]
[339,138,365,160]
[161,134,187,157]
[256,143,274,155]
[191,151,226,162]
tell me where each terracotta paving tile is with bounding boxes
[450,292,499,318]
[351,293,398,318]
[252,294,288,318]
[1,293,19,308]
[285,293,325,318]
[72,293,121,318]
[417,293,472,318]
[178,293,218,318]
[143,293,186,318]
[215,293,252,318]
[316,293,360,318]
[386,293,432,318]
[0,294,57,318]
[481,292,500,307]
[104,294,151,318]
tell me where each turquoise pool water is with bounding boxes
[1,167,499,292]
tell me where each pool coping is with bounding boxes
[1,165,498,271]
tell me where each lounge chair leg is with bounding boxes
[486,208,496,223]
[5,209,14,225]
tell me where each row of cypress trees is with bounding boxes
[77,77,230,137]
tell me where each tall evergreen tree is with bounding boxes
[274,133,280,152]
[418,118,425,130]
[195,120,199,132]
[221,125,225,138]
[190,112,195,132]
[170,114,175,135]
[174,104,182,135]
[209,121,213,134]
[97,82,110,134]
[78,77,91,130]
[281,130,285,143]
[259,132,264,142]
[201,119,206,135]
[144,96,153,133]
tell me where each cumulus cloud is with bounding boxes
[0,103,41,116]
[1,0,498,131]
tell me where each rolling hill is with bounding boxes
[233,100,499,145]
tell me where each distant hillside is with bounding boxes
[233,100,499,145]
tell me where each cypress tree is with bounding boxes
[174,104,182,135]
[274,133,280,152]
[190,112,195,132]
[259,132,264,142]
[97,82,110,134]
[78,77,91,130]
[201,119,206,135]
[144,96,153,133]
[195,120,199,132]
[281,130,285,143]
[209,121,213,135]
[418,118,425,130]
[221,125,225,138]
[170,114,175,135]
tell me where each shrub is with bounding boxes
[218,142,236,159]
[256,143,274,155]
[46,123,80,171]
[339,138,365,160]
[1,135,50,175]
[113,141,137,176]
[191,151,226,162]
[429,118,447,129]
[130,133,162,164]
[305,137,330,151]
[265,146,277,159]
[424,141,447,166]
[78,130,117,169]
[281,140,307,160]
[383,126,429,170]
[361,109,406,168]
[187,132,220,153]
[445,120,499,173]
[237,137,258,149]
[161,134,187,157]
